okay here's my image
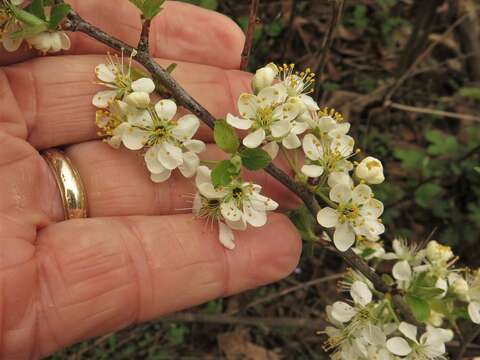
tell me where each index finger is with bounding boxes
[0,1,245,69]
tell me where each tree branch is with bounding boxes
[60,1,421,328]
[456,325,480,359]
[138,16,151,53]
[240,0,259,71]
[314,0,344,101]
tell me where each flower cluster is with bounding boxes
[93,55,205,183]
[228,64,386,253]
[324,237,480,358]
[324,274,454,359]
[94,57,279,249]
[0,0,71,53]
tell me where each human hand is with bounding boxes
[0,1,301,358]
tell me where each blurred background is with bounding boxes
[50,0,480,358]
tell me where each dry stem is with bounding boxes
[240,0,259,71]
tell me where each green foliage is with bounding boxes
[457,87,480,102]
[288,206,319,242]
[406,294,430,322]
[128,0,166,20]
[166,324,189,346]
[214,120,240,154]
[211,160,238,188]
[240,148,271,171]
[180,0,218,10]
[48,4,71,29]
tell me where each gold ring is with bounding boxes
[42,149,88,220]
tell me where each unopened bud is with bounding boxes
[252,66,277,94]
[426,240,454,263]
[125,91,151,109]
[355,157,385,184]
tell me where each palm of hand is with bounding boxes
[0,1,300,358]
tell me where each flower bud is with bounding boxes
[355,157,385,184]
[451,277,469,299]
[428,310,444,327]
[252,65,277,94]
[426,240,454,263]
[27,31,71,53]
[125,91,151,108]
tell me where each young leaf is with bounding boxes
[48,3,71,30]
[406,294,430,322]
[128,0,166,20]
[211,160,238,188]
[26,0,46,21]
[214,120,240,154]
[240,148,272,170]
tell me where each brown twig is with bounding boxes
[138,16,151,53]
[228,273,345,315]
[240,0,259,71]
[162,312,327,330]
[386,101,480,123]
[314,0,345,101]
[384,14,468,103]
[456,325,480,360]
[59,0,427,327]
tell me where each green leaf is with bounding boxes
[425,130,458,156]
[128,0,166,20]
[406,294,430,322]
[211,160,238,188]
[240,148,272,171]
[288,206,319,242]
[414,183,444,208]
[214,120,240,154]
[394,148,426,171]
[26,0,46,20]
[199,0,218,10]
[48,3,71,30]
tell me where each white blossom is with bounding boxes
[193,166,278,249]
[92,55,155,109]
[316,184,384,251]
[0,1,24,52]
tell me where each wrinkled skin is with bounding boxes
[0,1,301,358]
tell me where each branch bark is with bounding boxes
[314,0,345,101]
[240,0,259,71]
[138,16,151,53]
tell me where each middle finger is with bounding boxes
[3,55,251,150]
[61,141,300,218]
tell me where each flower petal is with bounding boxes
[282,132,301,149]
[238,93,257,119]
[145,146,165,174]
[386,337,412,356]
[468,302,480,324]
[330,184,352,204]
[95,64,116,83]
[155,99,177,121]
[218,222,236,250]
[301,164,324,178]
[350,281,372,306]
[178,152,199,178]
[158,142,183,170]
[221,200,243,222]
[262,141,279,160]
[331,301,357,323]
[317,207,339,228]
[150,169,171,183]
[398,322,418,343]
[360,198,384,219]
[198,183,226,199]
[243,202,267,228]
[172,114,200,141]
[225,217,247,231]
[122,127,148,150]
[183,139,206,153]
[392,260,412,281]
[196,165,212,187]
[333,223,356,252]
[302,134,322,161]
[131,77,155,93]
[92,90,117,108]
[270,120,291,138]
[352,184,373,205]
[243,128,266,148]
[226,113,253,130]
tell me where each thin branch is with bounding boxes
[386,101,480,123]
[456,325,480,360]
[161,312,327,330]
[138,16,152,53]
[228,273,345,315]
[384,14,468,103]
[240,0,259,71]
[314,0,345,101]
